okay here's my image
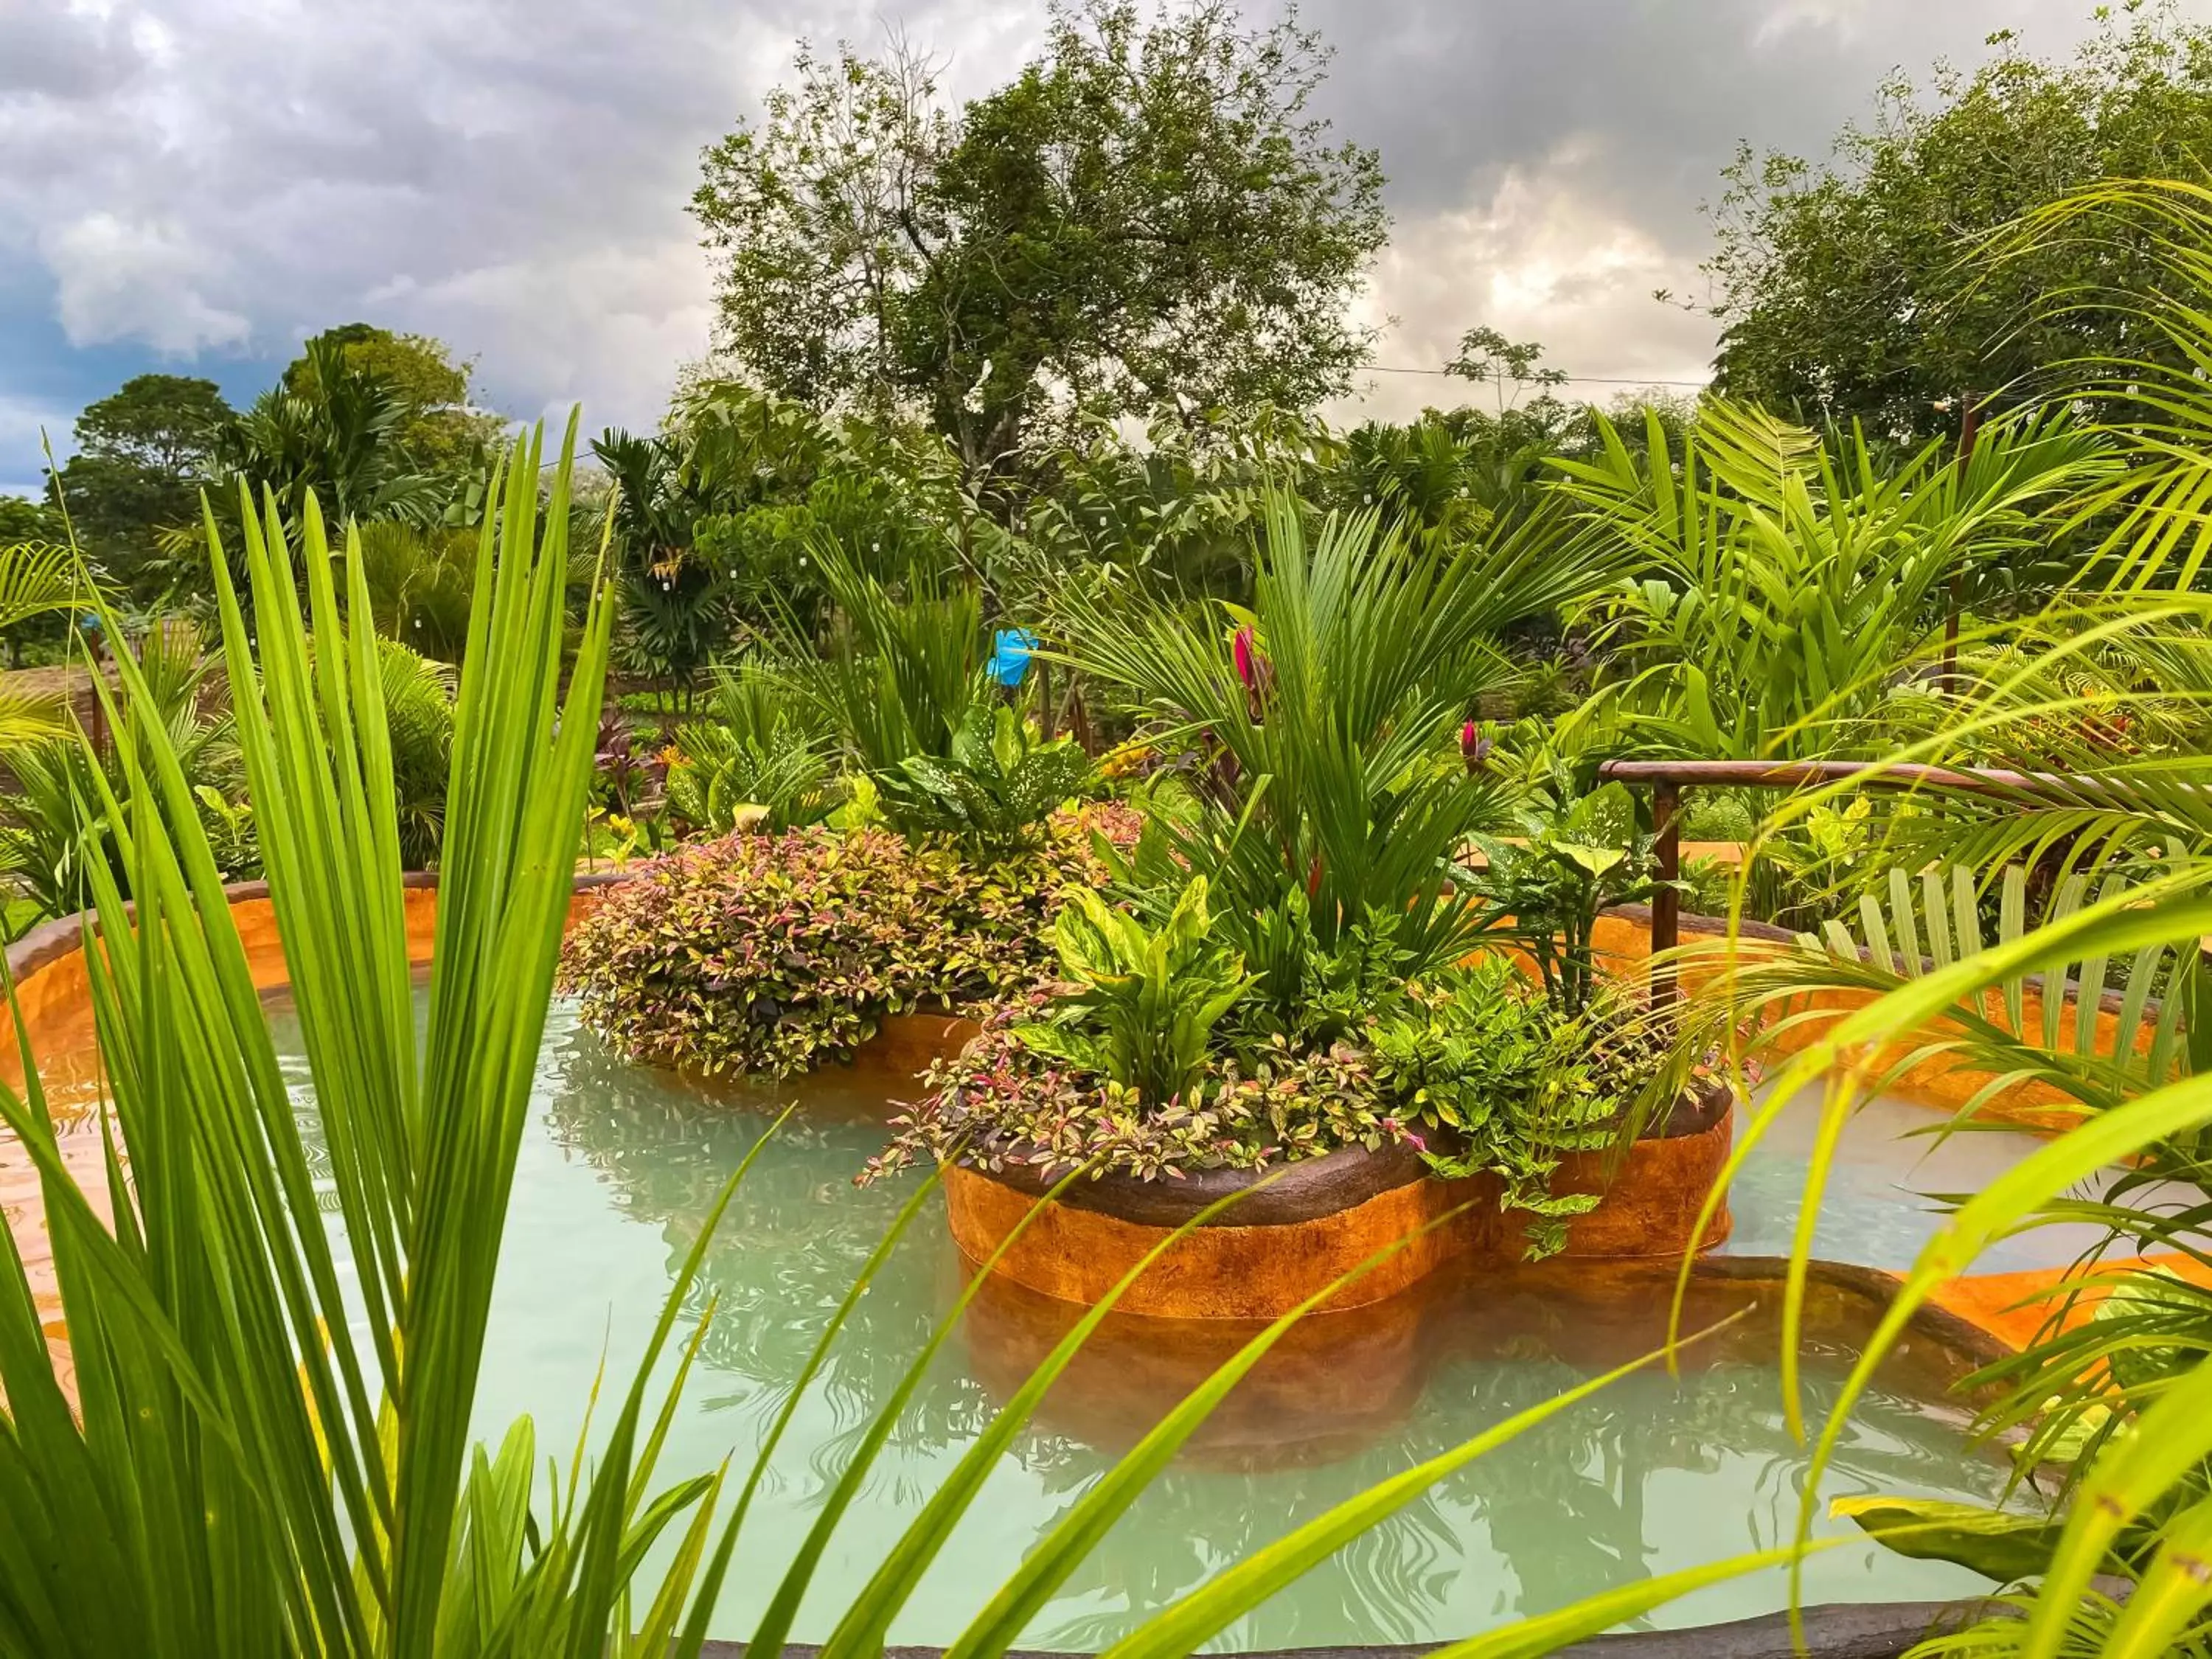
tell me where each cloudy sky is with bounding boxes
[0,0,2163,493]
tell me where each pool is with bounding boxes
[269,994,2033,1651]
[1724,1081,2180,1275]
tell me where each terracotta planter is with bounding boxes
[942,1138,1453,1321]
[847,1012,981,1079]
[1439,1077,1736,1262]
[942,1080,1737,1321]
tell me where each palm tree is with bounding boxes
[0,536,101,749]
[1051,493,1625,1006]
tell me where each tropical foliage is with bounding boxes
[1055,493,1618,1015]
[1661,175,2212,1658]
[41,11,2212,1650]
[875,703,1096,858]
[1697,5,2212,440]
[557,819,1113,1077]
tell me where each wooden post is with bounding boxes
[1940,393,1982,697]
[1651,780,1680,1016]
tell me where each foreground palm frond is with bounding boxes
[0,420,739,1655]
[1657,181,2212,1641]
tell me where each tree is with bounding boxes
[0,496,62,546]
[1445,327,1569,418]
[216,338,449,532]
[1694,4,2212,444]
[47,374,234,595]
[281,324,501,470]
[591,426,744,698]
[692,0,1387,478]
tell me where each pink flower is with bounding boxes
[1233,626,1272,722]
[1404,1129,1428,1154]
[1460,720,1492,775]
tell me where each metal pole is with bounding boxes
[1651,781,1680,1016]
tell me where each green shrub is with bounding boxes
[1011,876,1249,1105]
[1366,957,1646,1256]
[874,704,1095,858]
[663,662,837,834]
[559,818,1113,1077]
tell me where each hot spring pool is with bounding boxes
[274,994,2039,1652]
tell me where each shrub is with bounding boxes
[1365,957,1624,1254]
[559,816,1115,1077]
[864,993,1405,1186]
[874,704,1095,858]
[663,662,837,834]
[1009,876,1248,1105]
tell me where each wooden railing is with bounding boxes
[1594,757,2078,1012]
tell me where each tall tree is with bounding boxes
[1694,5,2212,444]
[48,374,234,594]
[0,497,63,546]
[692,0,1387,477]
[281,324,501,469]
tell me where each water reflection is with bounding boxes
[536,1018,1001,1472]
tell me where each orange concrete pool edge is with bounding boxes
[0,869,966,1090]
[942,1084,1737,1322]
[0,873,2179,1365]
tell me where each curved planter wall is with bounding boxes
[943,1083,1736,1321]
[945,1142,1453,1321]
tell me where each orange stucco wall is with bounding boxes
[943,1110,1736,1322]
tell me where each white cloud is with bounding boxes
[39,212,250,354]
[379,244,718,433]
[1334,164,1715,427]
[0,0,2148,440]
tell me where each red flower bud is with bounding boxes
[1461,720,1492,775]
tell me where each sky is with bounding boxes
[0,0,2173,495]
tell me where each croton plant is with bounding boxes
[559,809,1135,1077]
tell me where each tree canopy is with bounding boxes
[41,330,498,607]
[282,324,495,469]
[691,0,1388,477]
[1697,5,2212,444]
[48,374,237,593]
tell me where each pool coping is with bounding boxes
[692,1596,2000,1657]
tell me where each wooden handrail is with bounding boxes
[1599,756,2104,1018]
[1596,759,2052,796]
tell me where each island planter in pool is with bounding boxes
[939,1077,1736,1322]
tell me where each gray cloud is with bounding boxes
[0,0,2168,462]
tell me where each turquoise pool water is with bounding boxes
[276,996,2031,1652]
